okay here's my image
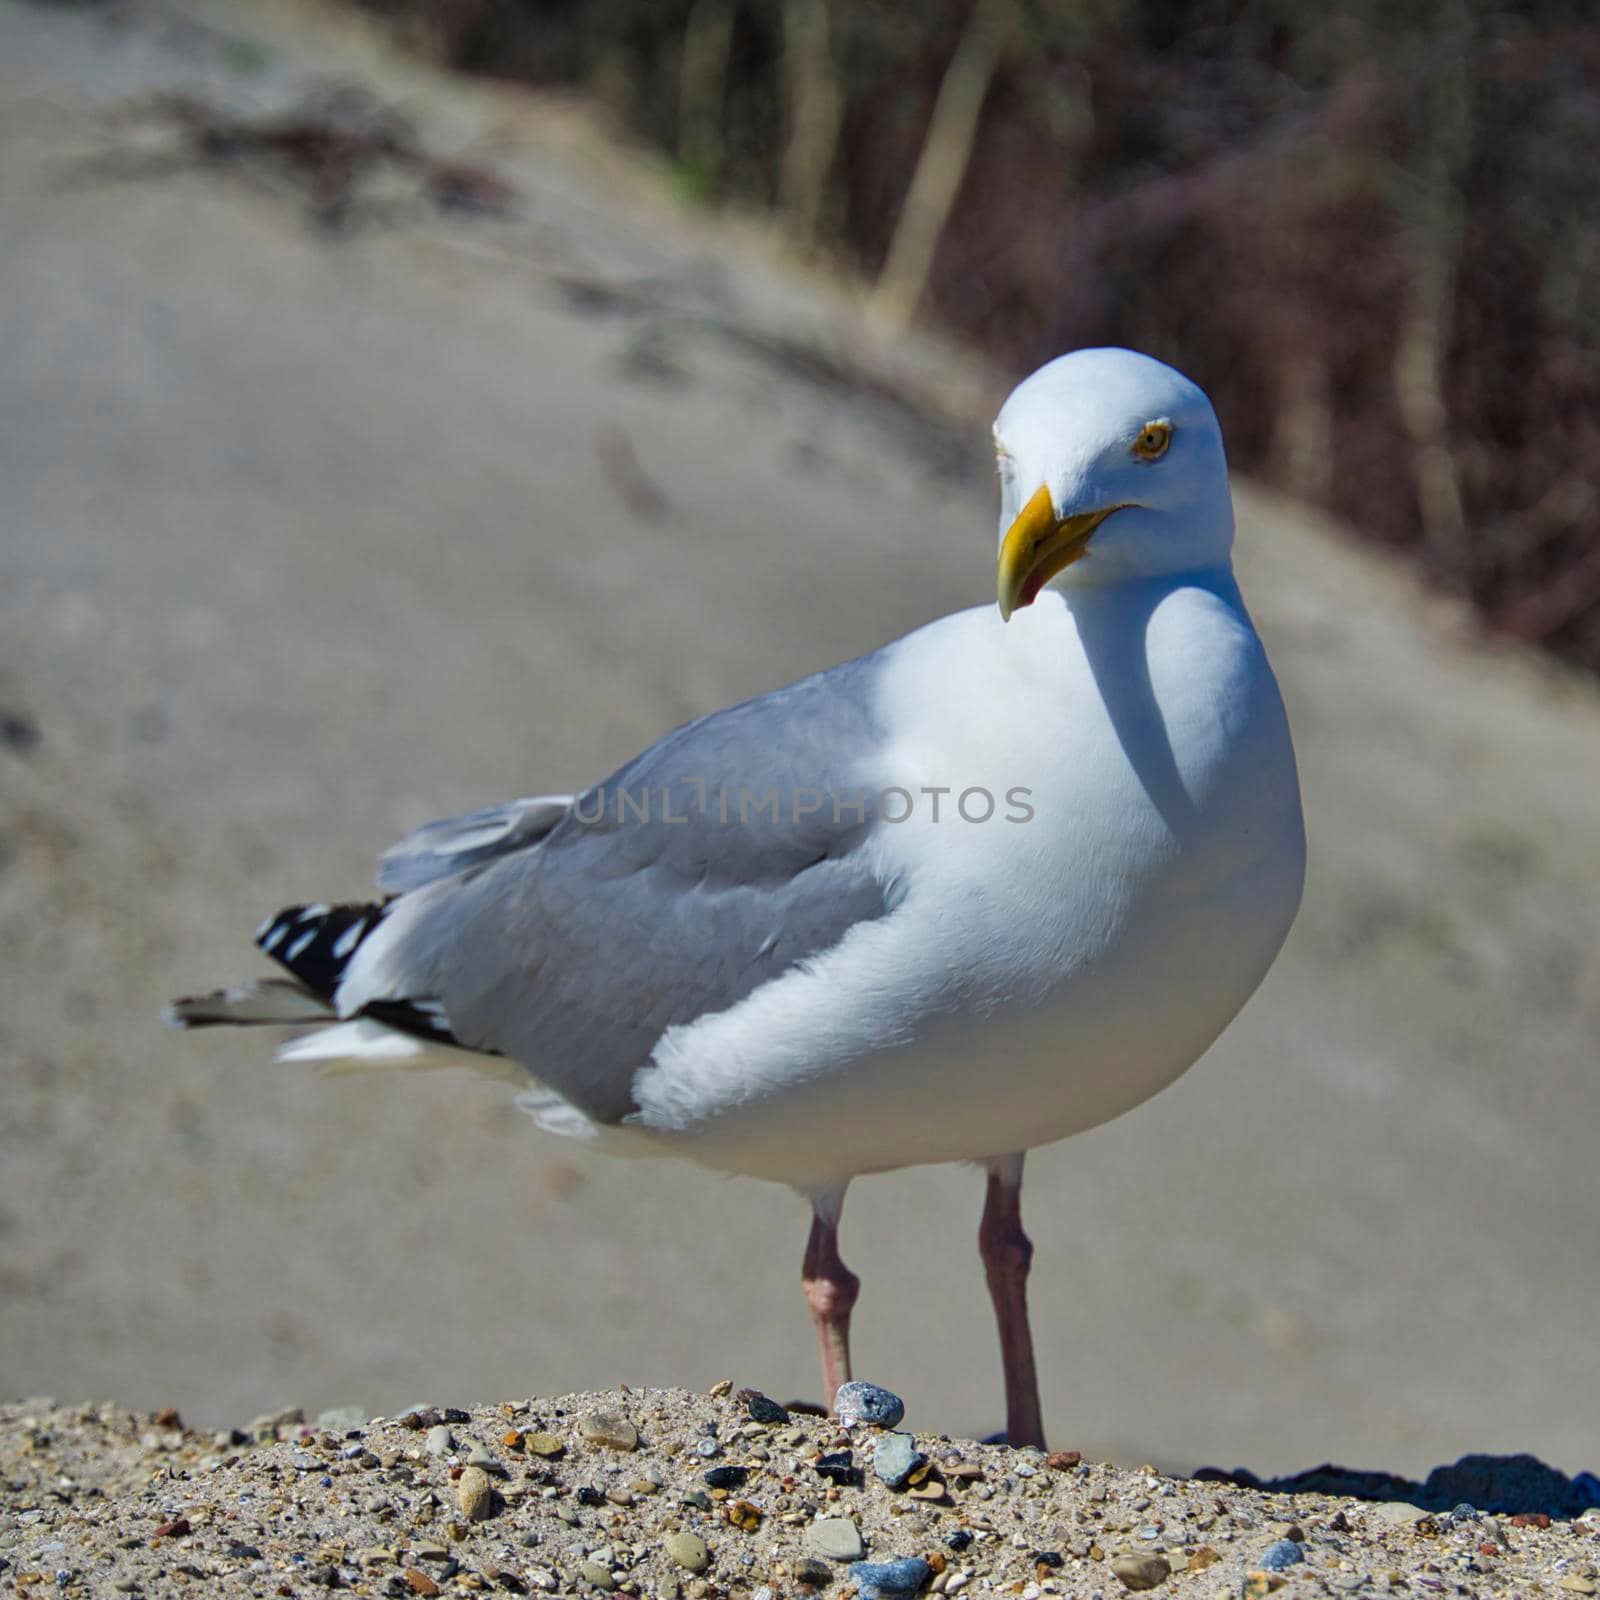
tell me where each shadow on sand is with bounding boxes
[1193,1453,1600,1520]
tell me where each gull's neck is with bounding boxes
[1053,560,1241,619]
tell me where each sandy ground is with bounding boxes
[1,0,1598,1481]
[3,1385,1598,1599]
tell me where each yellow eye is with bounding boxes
[1132,420,1174,461]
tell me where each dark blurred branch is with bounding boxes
[869,0,1013,331]
[1391,10,1473,588]
[778,0,844,248]
[677,0,733,191]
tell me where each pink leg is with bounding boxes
[802,1187,859,1403]
[979,1153,1046,1448]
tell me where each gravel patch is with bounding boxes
[4,1387,1598,1598]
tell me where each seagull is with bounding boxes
[168,347,1305,1448]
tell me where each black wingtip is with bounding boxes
[251,903,461,1048]
[256,902,386,1000]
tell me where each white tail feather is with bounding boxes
[277,1018,525,1086]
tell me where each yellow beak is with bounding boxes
[996,485,1121,621]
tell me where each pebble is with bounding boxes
[1368,1502,1430,1527]
[1110,1553,1172,1591]
[833,1382,905,1429]
[455,1465,493,1522]
[741,1391,791,1425]
[794,1557,833,1585]
[424,1425,454,1456]
[704,1465,748,1489]
[315,1406,367,1432]
[524,1433,564,1458]
[873,1433,923,1489]
[578,1413,639,1451]
[805,1517,867,1561]
[404,1570,441,1597]
[1260,1540,1304,1571]
[1243,1574,1285,1599]
[579,1558,616,1590]
[849,1556,931,1598]
[665,1532,710,1573]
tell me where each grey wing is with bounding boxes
[376,794,573,892]
[339,653,896,1122]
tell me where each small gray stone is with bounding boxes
[1111,1553,1171,1591]
[833,1382,905,1429]
[805,1518,866,1562]
[315,1406,367,1431]
[578,1412,638,1452]
[1367,1502,1430,1528]
[1260,1540,1303,1571]
[872,1432,923,1489]
[664,1532,710,1574]
[849,1557,930,1599]
[794,1557,832,1586]
[579,1559,616,1590]
[424,1425,454,1456]
[465,1446,506,1476]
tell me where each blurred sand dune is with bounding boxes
[1,0,1596,1477]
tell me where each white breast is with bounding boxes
[630,569,1305,1191]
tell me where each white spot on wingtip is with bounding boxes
[286,930,317,961]
[299,903,330,921]
[255,915,276,940]
[262,922,289,952]
[331,923,363,959]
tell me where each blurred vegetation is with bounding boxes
[353,0,1599,670]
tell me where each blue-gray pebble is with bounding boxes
[834,1381,905,1429]
[850,1557,931,1599]
[873,1432,923,1489]
[1260,1540,1304,1571]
